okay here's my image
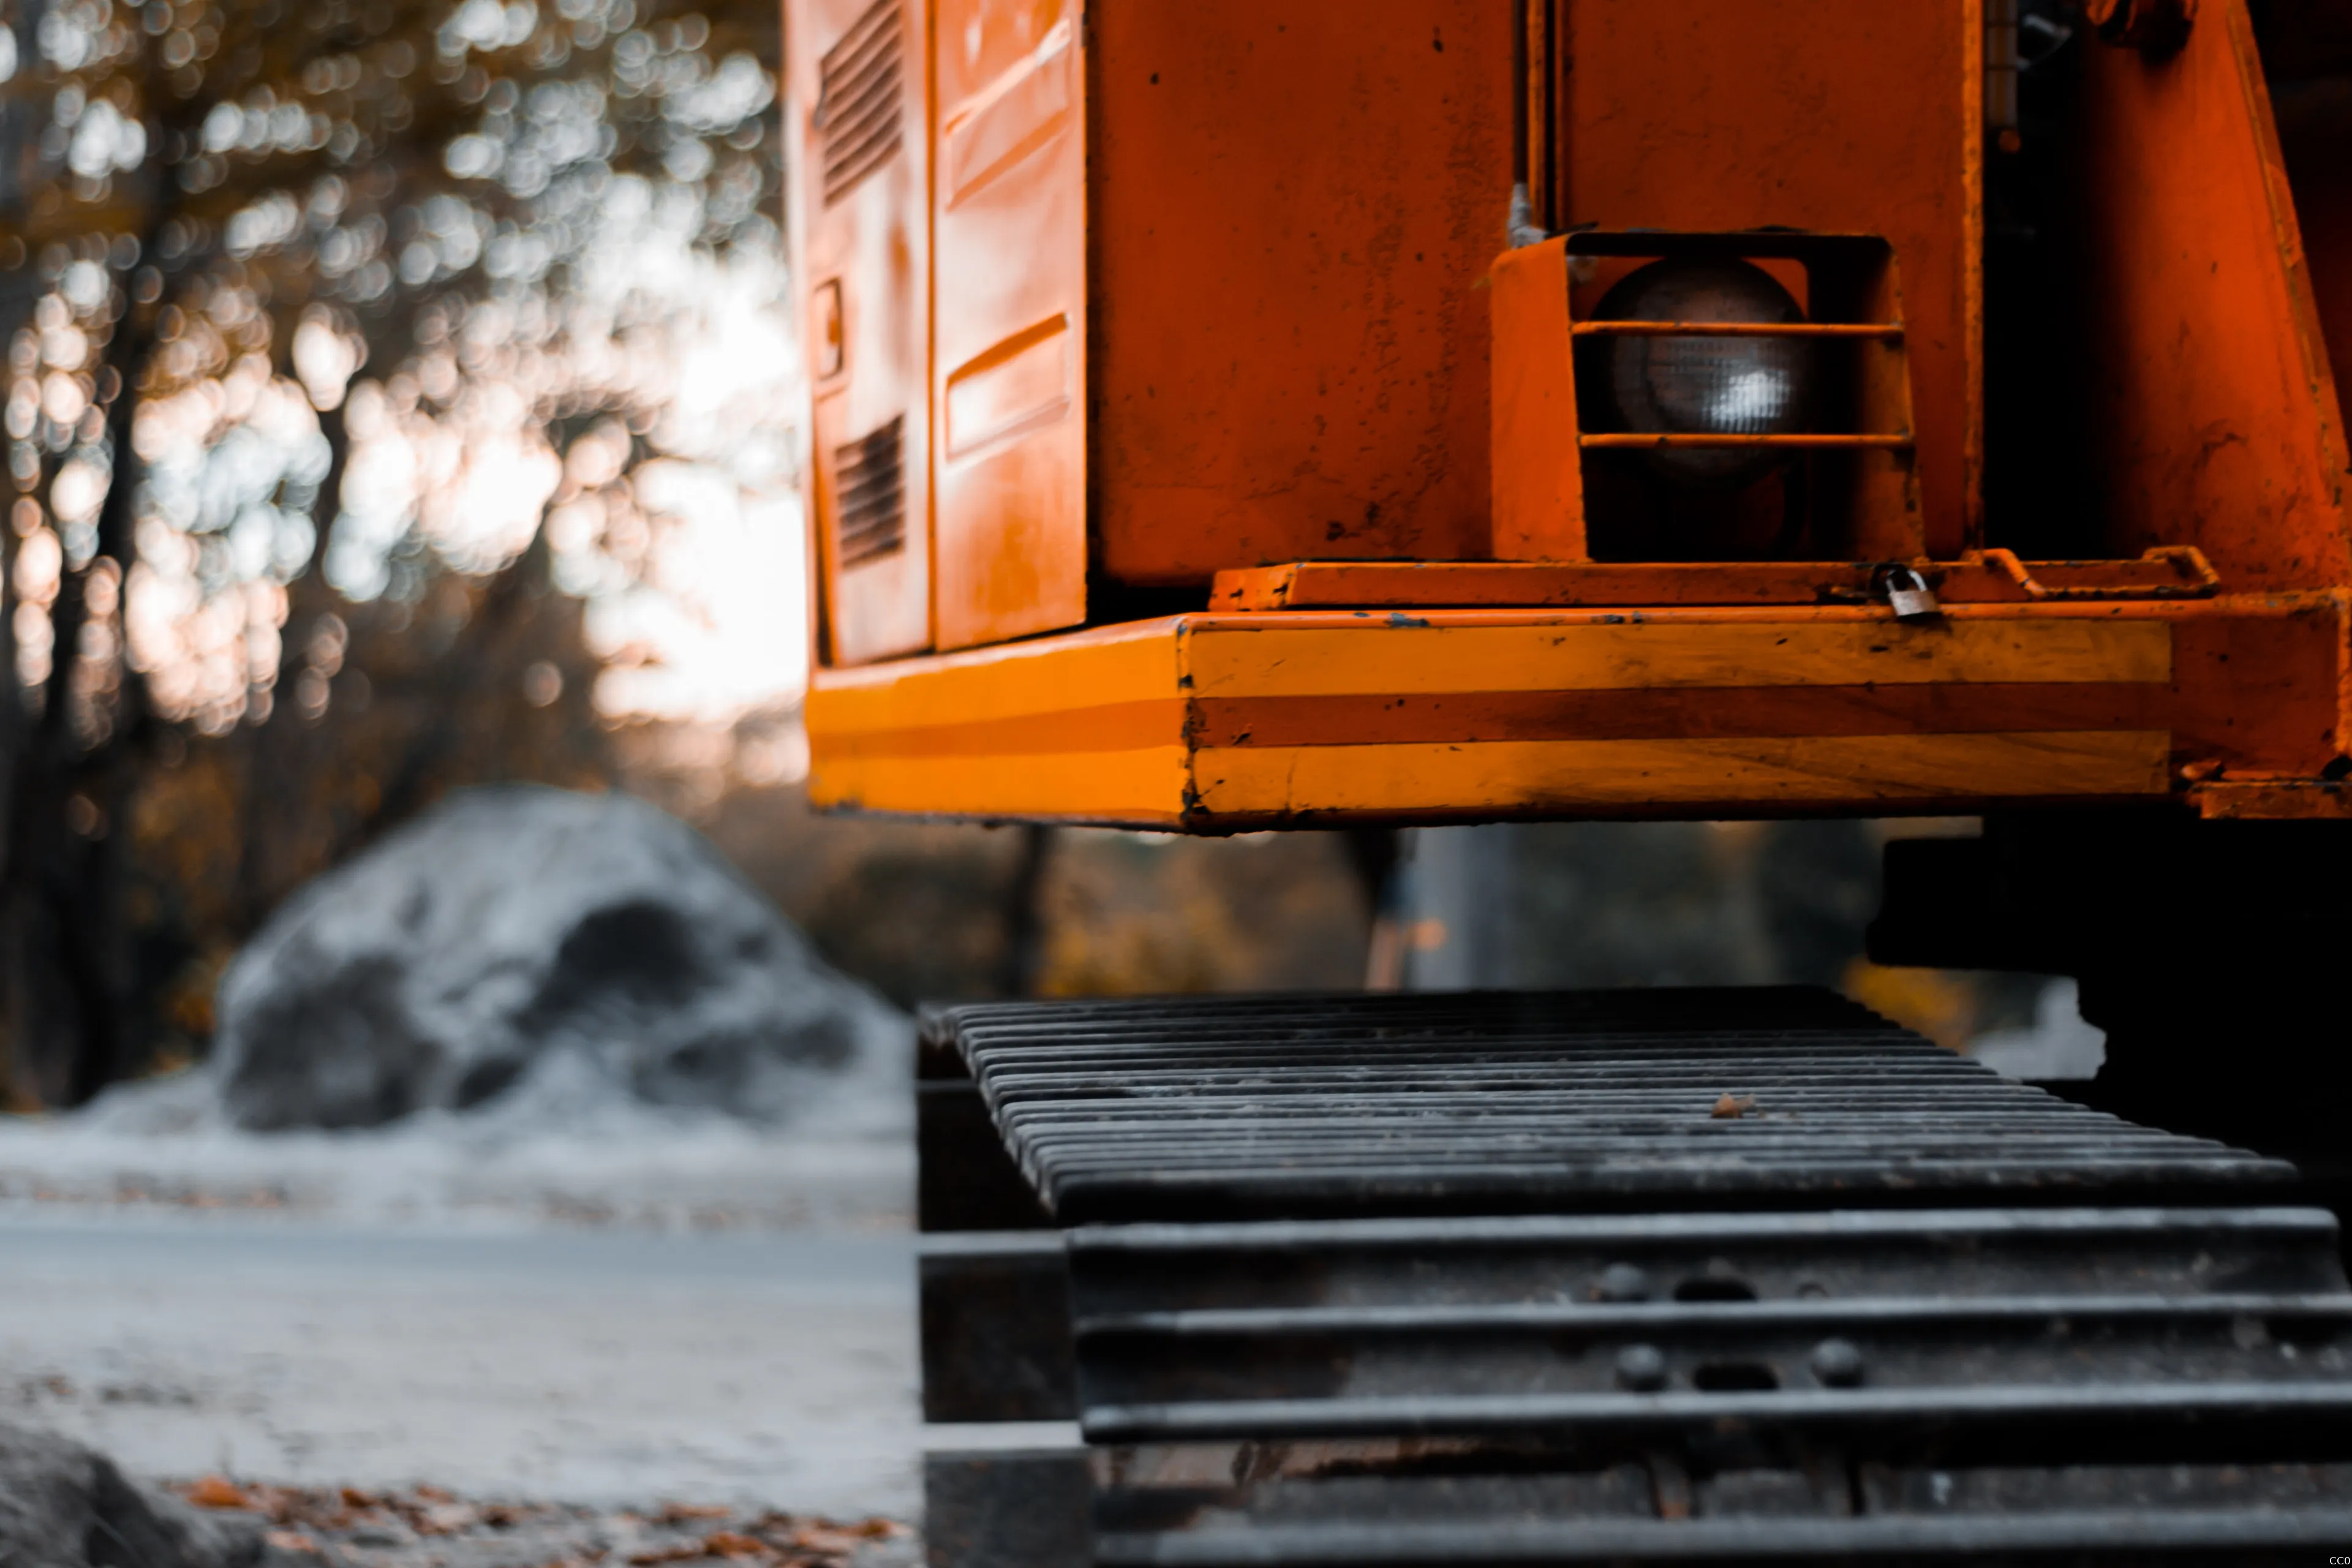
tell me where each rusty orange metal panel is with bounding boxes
[1180,616,2172,698]
[1554,0,1983,557]
[2167,599,2348,778]
[1208,553,2222,611]
[1490,238,1586,562]
[1086,1,1512,582]
[2274,108,2352,432]
[928,0,1089,650]
[2263,1,2352,413]
[2068,0,2351,590]
[790,0,933,665]
[2195,780,2352,820]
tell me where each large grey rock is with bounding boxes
[212,785,899,1131]
[0,1424,262,1568]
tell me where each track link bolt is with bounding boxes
[1594,1262,1652,1302]
[1811,1337,1866,1387]
[1615,1343,1670,1392]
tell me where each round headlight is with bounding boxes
[1583,258,1817,490]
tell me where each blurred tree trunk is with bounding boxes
[0,9,195,1101]
[0,10,171,1099]
[1340,827,1404,989]
[0,9,39,1106]
[0,264,160,1105]
[996,825,1054,997]
[0,5,46,1107]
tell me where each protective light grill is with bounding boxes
[1583,257,1819,489]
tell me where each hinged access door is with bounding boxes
[929,0,1089,651]
[792,0,933,665]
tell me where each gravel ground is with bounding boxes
[0,1215,920,1516]
[0,1006,927,1558]
[166,1480,919,1568]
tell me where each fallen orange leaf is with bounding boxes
[704,1531,771,1558]
[186,1476,248,1509]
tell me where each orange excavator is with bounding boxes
[784,1,2352,1560]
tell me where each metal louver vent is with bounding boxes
[833,416,906,568]
[818,0,903,207]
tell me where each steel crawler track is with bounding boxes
[914,989,2352,1566]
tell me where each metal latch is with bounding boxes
[1874,565,1941,623]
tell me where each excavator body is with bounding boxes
[791,0,2352,830]
[782,1,2352,1561]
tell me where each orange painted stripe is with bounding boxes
[1190,732,2172,816]
[1191,685,2168,747]
[809,686,2167,759]
[1180,618,2173,697]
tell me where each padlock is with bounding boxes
[1880,567,1940,623]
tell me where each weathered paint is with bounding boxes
[1190,733,2169,818]
[1210,554,2223,611]
[929,0,1088,650]
[2067,0,2352,589]
[789,0,935,666]
[790,0,2352,825]
[801,601,2351,827]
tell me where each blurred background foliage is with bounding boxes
[0,0,1396,1113]
[0,0,799,1106]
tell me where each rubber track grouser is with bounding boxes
[914,988,2352,1566]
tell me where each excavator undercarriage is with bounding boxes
[916,987,2352,1565]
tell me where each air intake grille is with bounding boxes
[818,0,903,207]
[834,416,906,568]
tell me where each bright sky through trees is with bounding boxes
[6,0,807,742]
[0,0,810,1106]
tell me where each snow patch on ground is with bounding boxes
[0,786,932,1515]
[0,1034,913,1233]
[0,1216,920,1515]
[0,1052,922,1513]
